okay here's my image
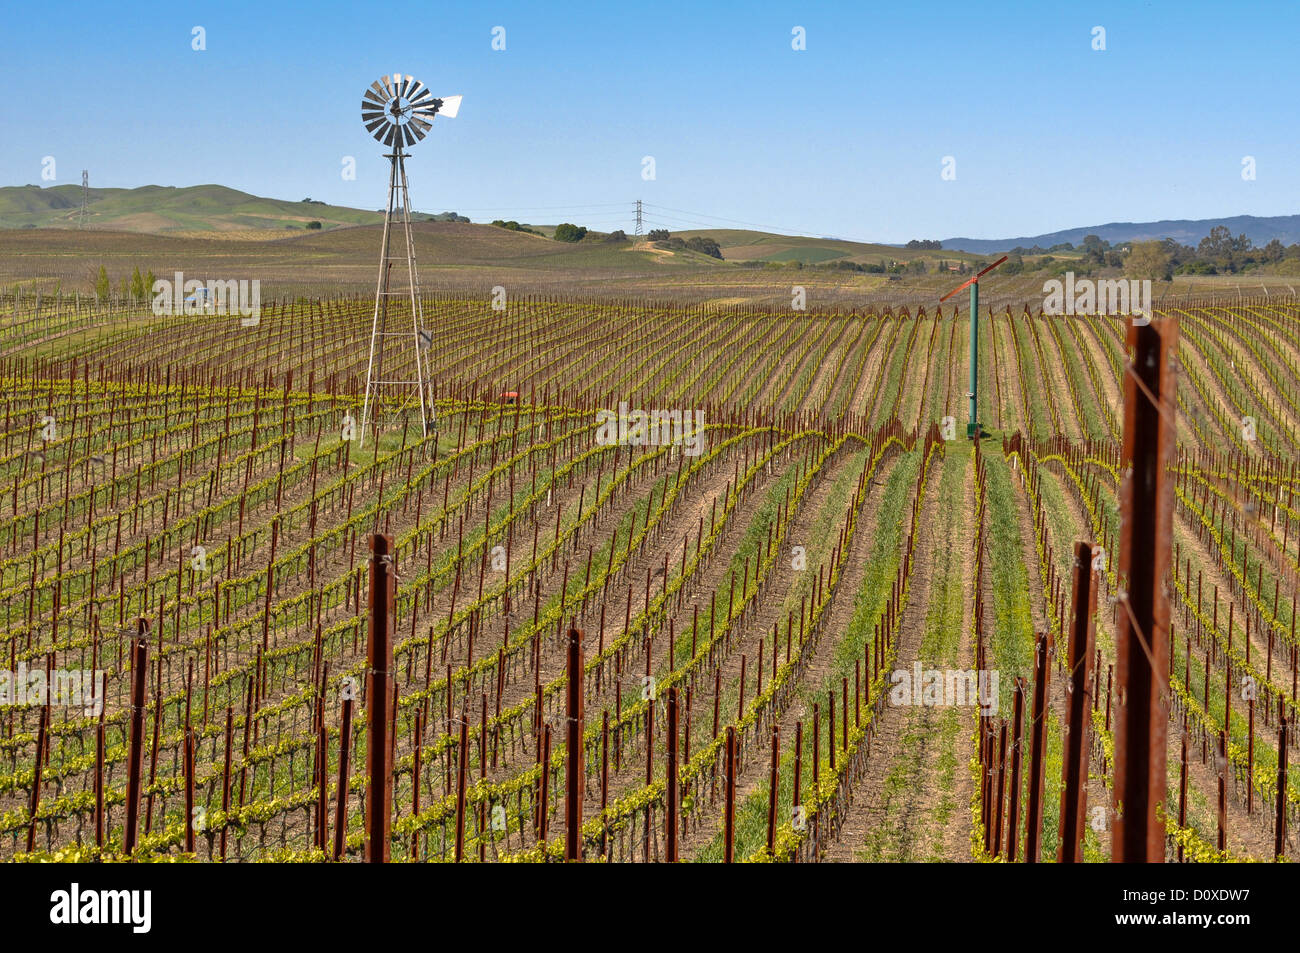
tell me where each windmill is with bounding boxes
[939,255,1007,439]
[359,74,462,448]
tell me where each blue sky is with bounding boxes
[0,0,1295,243]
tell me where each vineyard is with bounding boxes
[1,291,1297,864]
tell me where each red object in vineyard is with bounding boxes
[1059,540,1097,863]
[1112,317,1176,864]
[723,726,737,864]
[565,626,585,862]
[1024,632,1050,863]
[335,696,354,862]
[666,686,679,863]
[365,534,395,863]
[123,621,150,857]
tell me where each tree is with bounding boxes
[1197,225,1233,264]
[94,266,109,302]
[553,223,587,242]
[130,266,145,302]
[647,229,670,241]
[684,236,722,259]
[306,221,322,229]
[605,230,627,242]
[1124,240,1173,280]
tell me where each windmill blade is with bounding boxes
[406,79,430,102]
[362,75,451,145]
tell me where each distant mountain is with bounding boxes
[0,183,388,233]
[942,214,1300,254]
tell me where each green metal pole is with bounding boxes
[968,280,979,438]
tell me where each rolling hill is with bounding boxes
[673,228,978,265]
[942,214,1300,254]
[0,183,387,233]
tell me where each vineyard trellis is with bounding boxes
[1,293,1297,863]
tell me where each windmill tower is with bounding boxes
[359,74,461,448]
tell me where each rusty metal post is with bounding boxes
[334,695,354,861]
[600,709,610,858]
[26,705,47,854]
[566,627,585,862]
[1177,733,1187,863]
[1276,719,1289,859]
[365,534,395,863]
[993,721,1007,857]
[724,725,737,863]
[94,715,105,850]
[123,620,149,856]
[666,686,679,862]
[1025,632,1050,863]
[1217,730,1227,852]
[1059,541,1097,862]
[1006,679,1025,861]
[455,703,470,861]
[183,728,196,853]
[767,724,779,856]
[538,725,552,845]
[793,720,803,826]
[1112,316,1176,863]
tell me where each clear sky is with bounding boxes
[1,0,1295,243]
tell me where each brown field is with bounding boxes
[2,224,1291,309]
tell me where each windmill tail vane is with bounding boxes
[359,74,461,448]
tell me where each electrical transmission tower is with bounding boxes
[634,198,643,246]
[79,171,88,228]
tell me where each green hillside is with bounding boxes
[672,228,981,266]
[0,183,385,232]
